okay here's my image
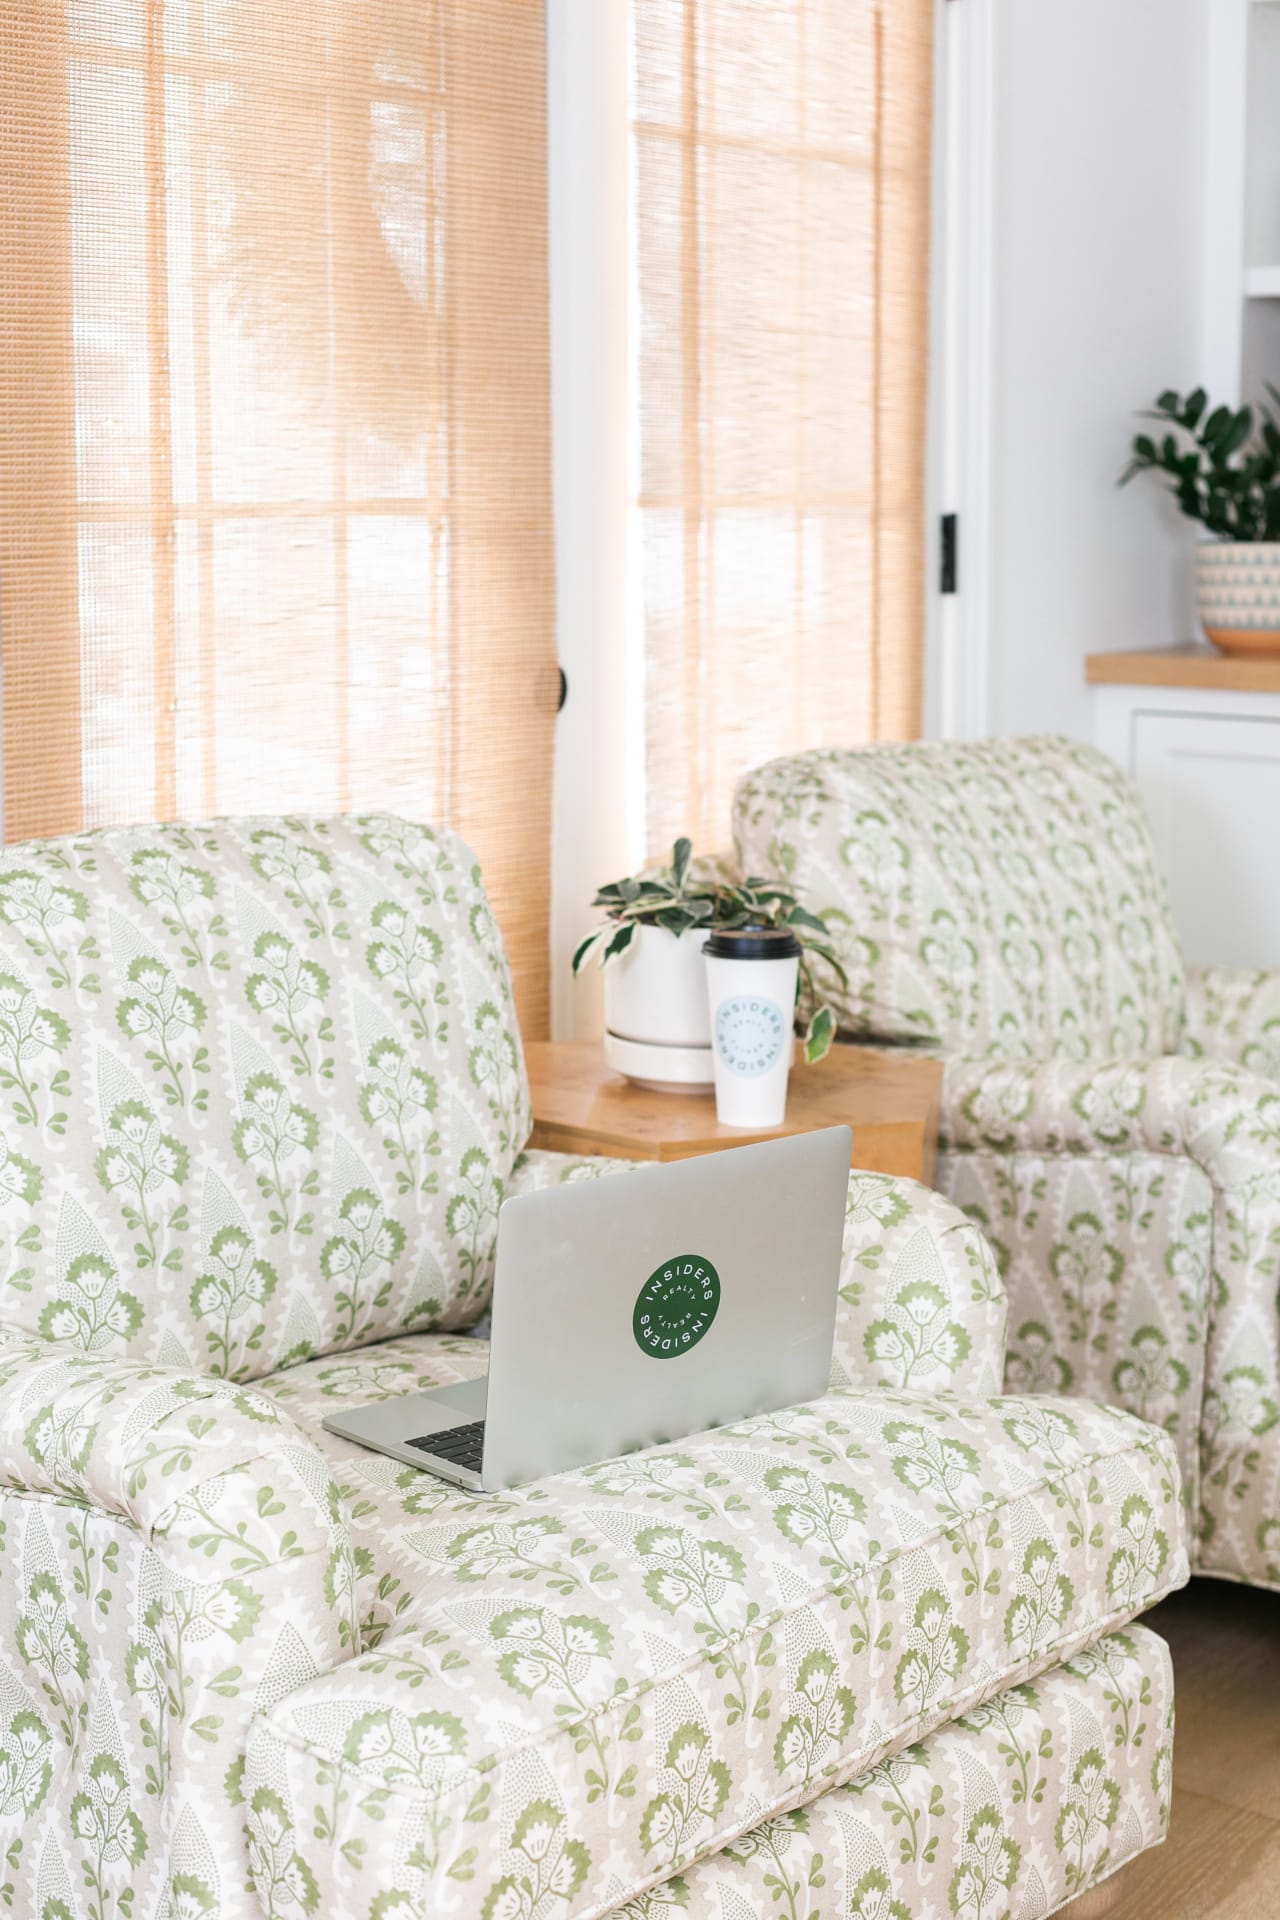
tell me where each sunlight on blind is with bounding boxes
[632,0,934,855]
[0,0,557,1033]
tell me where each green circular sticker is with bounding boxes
[633,1254,721,1359]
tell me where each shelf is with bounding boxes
[1087,647,1280,693]
[1245,265,1280,297]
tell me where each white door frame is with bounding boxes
[546,0,637,1041]
[931,0,999,743]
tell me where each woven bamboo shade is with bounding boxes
[0,0,557,1035]
[632,0,934,855]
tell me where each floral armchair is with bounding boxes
[0,812,1183,1920]
[734,732,1280,1593]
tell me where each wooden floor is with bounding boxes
[1107,1579,1280,1919]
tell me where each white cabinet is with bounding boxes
[1091,660,1280,967]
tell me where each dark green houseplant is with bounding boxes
[1121,386,1280,653]
[1120,385,1280,540]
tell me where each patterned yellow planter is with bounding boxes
[1197,539,1280,654]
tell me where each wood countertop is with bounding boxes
[1086,646,1280,693]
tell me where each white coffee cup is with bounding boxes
[703,928,801,1127]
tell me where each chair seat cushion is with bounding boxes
[247,1338,1186,1920]
[257,1330,495,1645]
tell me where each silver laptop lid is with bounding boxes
[479,1126,850,1489]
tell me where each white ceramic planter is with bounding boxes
[602,925,714,1090]
[603,925,711,1044]
[1197,540,1280,655]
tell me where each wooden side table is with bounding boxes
[525,1041,942,1185]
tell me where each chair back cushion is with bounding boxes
[0,814,528,1375]
[733,735,1185,1059]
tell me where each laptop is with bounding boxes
[322,1126,851,1492]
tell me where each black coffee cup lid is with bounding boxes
[704,925,802,960]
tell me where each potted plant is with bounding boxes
[1121,385,1280,654]
[573,838,846,1088]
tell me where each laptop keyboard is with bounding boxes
[407,1420,485,1472]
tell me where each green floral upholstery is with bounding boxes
[734,735,1185,1059]
[244,1370,1182,1919]
[0,1172,1182,1920]
[733,735,1280,1593]
[0,815,527,1374]
[0,1331,354,1920]
[833,1172,1005,1397]
[1182,963,1280,1071]
[0,811,1183,1920]
[942,1056,1280,1589]
[616,1625,1173,1920]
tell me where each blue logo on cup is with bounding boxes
[714,995,787,1076]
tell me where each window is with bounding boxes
[631,0,934,853]
[0,0,557,1031]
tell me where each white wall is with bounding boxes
[981,0,1208,740]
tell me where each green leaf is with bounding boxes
[601,922,637,965]
[571,930,604,975]
[1202,403,1232,445]
[1223,406,1254,457]
[784,903,830,934]
[803,1006,835,1065]
[671,837,692,890]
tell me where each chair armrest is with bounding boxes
[0,1331,358,1917]
[836,1173,1006,1394]
[1182,965,1280,1073]
[511,1151,1008,1397]
[0,1329,354,1600]
[940,1051,1278,1165]
[940,1052,1280,1588]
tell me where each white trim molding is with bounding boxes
[934,0,998,742]
[546,0,635,1041]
